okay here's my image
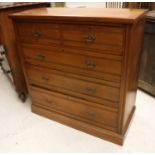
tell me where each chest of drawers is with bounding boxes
[11,8,147,145]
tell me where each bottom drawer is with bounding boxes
[30,86,118,131]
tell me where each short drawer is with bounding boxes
[62,24,124,55]
[17,22,61,45]
[23,46,122,76]
[30,86,118,130]
[26,65,120,106]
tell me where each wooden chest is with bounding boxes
[11,8,147,145]
[0,3,50,101]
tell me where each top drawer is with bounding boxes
[62,24,125,55]
[17,22,61,46]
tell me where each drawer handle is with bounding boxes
[83,34,96,42]
[36,54,45,61]
[85,87,96,95]
[42,75,49,81]
[85,59,96,69]
[32,30,41,38]
[88,111,97,117]
[45,99,53,105]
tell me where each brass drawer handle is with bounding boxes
[32,30,41,38]
[45,99,53,105]
[85,59,96,69]
[36,54,45,61]
[88,111,97,117]
[42,75,49,81]
[85,87,96,95]
[83,34,96,42]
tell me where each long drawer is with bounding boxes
[30,86,118,131]
[26,65,120,107]
[22,45,122,76]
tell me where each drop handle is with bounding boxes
[85,59,96,69]
[36,54,45,61]
[32,30,41,38]
[45,99,53,106]
[83,34,96,42]
[85,87,96,95]
[42,75,49,81]
[87,111,97,117]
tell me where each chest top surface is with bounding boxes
[11,7,147,24]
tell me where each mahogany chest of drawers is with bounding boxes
[11,8,147,145]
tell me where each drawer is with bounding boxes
[17,22,61,45]
[26,65,120,106]
[62,24,124,55]
[30,86,118,130]
[23,46,122,76]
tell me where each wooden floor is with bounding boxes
[0,69,155,152]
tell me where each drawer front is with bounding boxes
[23,46,122,76]
[26,65,120,104]
[62,25,124,55]
[17,22,61,45]
[30,86,118,130]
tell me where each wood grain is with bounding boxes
[11,8,148,24]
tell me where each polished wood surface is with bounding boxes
[11,8,147,24]
[12,8,147,145]
[0,3,50,101]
